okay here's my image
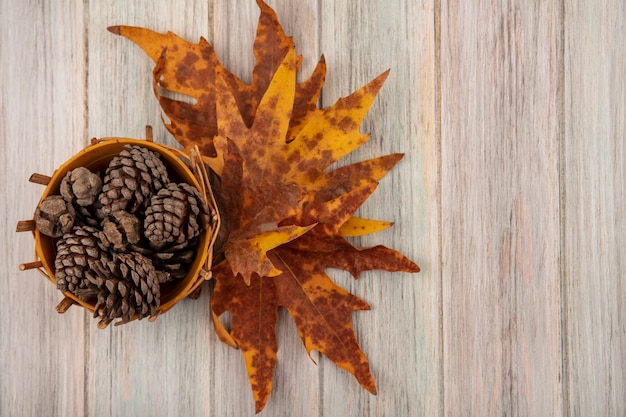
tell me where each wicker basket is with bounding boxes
[18,136,220,326]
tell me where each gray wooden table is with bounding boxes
[1,0,624,416]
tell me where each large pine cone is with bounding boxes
[55,225,109,299]
[92,252,161,325]
[144,182,210,250]
[131,239,196,281]
[98,145,170,216]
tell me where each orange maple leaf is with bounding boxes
[111,0,419,412]
[108,0,325,160]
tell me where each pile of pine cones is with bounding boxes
[35,144,211,326]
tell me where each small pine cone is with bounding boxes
[98,145,170,216]
[55,225,109,299]
[93,252,161,325]
[144,182,210,250]
[36,195,76,238]
[60,167,103,207]
[60,168,104,227]
[99,210,141,251]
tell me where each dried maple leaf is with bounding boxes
[108,0,325,160]
[111,0,419,412]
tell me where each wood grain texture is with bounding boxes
[85,2,213,417]
[319,0,439,416]
[0,0,87,416]
[3,0,626,416]
[440,1,563,416]
[87,0,210,146]
[564,1,626,415]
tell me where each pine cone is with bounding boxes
[93,252,161,325]
[54,225,109,299]
[131,239,196,281]
[99,210,141,251]
[36,195,77,238]
[60,167,103,207]
[152,241,195,280]
[74,204,103,227]
[144,182,210,250]
[98,145,170,216]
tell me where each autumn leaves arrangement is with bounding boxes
[19,0,418,412]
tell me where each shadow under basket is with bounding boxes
[18,137,219,327]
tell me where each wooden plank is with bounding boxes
[212,1,322,415]
[0,1,87,416]
[563,1,626,415]
[87,0,210,147]
[320,0,440,415]
[85,2,213,416]
[440,1,562,416]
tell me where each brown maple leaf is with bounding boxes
[111,0,419,412]
[108,0,325,160]
[210,48,418,412]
